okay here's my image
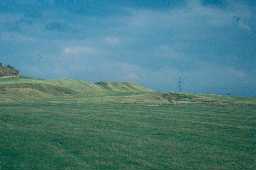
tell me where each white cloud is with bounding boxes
[155,45,185,59]
[0,32,34,42]
[125,0,253,33]
[63,46,97,56]
[104,36,121,46]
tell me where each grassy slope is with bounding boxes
[0,77,153,101]
[95,81,153,93]
[0,77,256,170]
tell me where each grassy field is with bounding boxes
[0,77,256,170]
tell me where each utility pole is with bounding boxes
[178,76,182,93]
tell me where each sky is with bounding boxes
[0,0,256,96]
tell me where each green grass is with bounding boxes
[0,78,256,170]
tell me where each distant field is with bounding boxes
[0,78,256,170]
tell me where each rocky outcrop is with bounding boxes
[0,64,19,77]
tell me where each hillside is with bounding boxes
[95,81,153,93]
[0,77,255,106]
[0,77,255,170]
[0,63,19,77]
[0,77,155,102]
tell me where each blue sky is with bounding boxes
[0,0,256,96]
